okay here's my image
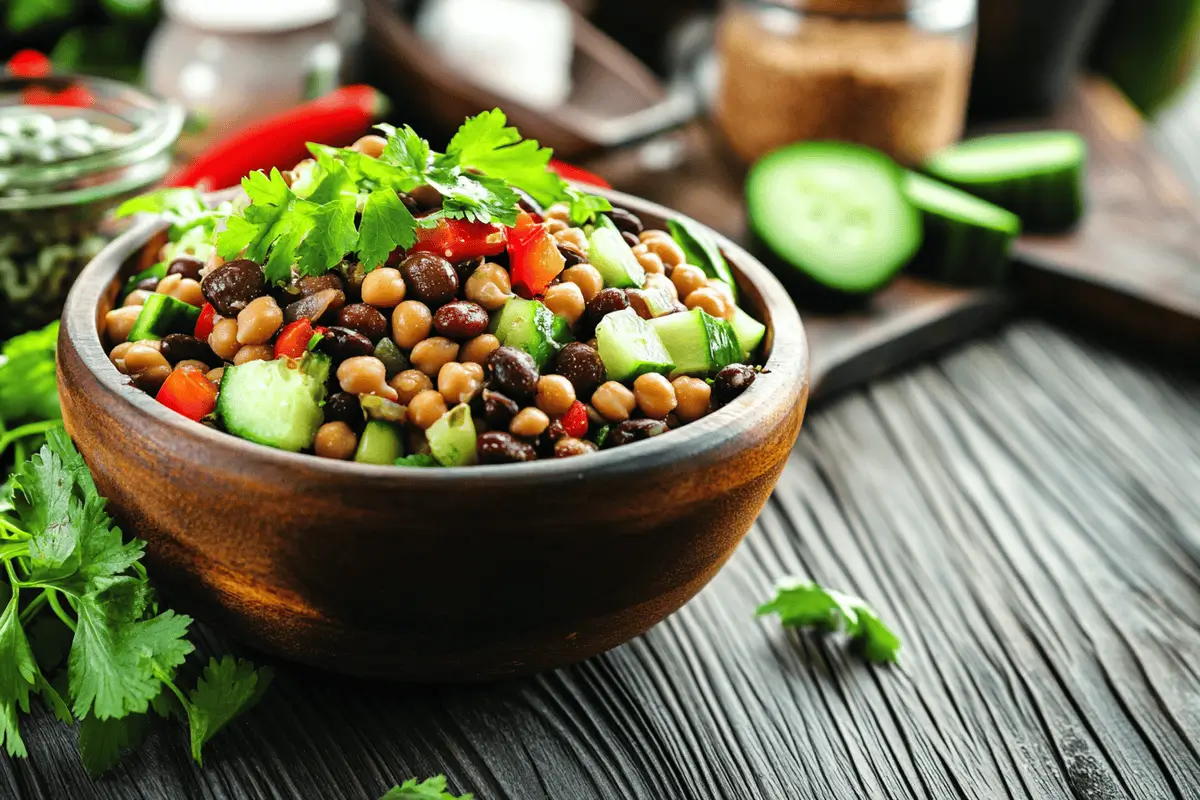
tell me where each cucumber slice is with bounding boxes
[923,132,1086,232]
[216,353,330,452]
[127,293,202,342]
[667,217,738,301]
[426,403,477,467]
[595,308,674,381]
[746,142,921,296]
[122,262,167,297]
[627,285,677,319]
[729,306,766,360]
[355,420,404,464]
[649,308,741,378]
[903,172,1022,286]
[492,296,573,369]
[587,226,645,289]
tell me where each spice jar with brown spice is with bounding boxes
[714,0,976,165]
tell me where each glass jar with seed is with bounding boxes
[0,75,184,336]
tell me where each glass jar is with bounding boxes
[0,76,184,337]
[714,0,976,165]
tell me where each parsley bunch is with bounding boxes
[159,108,611,285]
[757,579,901,664]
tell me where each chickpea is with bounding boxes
[125,289,151,307]
[337,356,399,401]
[123,344,171,392]
[360,267,407,307]
[410,337,459,377]
[631,244,665,275]
[560,265,604,303]
[464,262,512,311]
[389,369,433,405]
[460,333,500,365]
[208,318,240,361]
[205,250,225,273]
[314,421,359,460]
[633,373,677,420]
[672,376,711,423]
[109,341,135,373]
[535,374,576,417]
[685,287,733,320]
[206,367,225,384]
[236,296,284,345]
[640,234,687,270]
[438,361,484,405]
[592,381,636,423]
[391,300,433,349]
[639,228,673,244]
[510,407,550,438]
[156,273,182,296]
[543,203,571,223]
[672,265,708,299]
[644,272,679,301]
[554,437,597,458]
[171,278,205,307]
[233,344,273,365]
[542,282,585,326]
[351,134,387,158]
[175,359,211,373]
[543,217,569,235]
[708,278,735,302]
[105,306,141,343]
[407,389,448,430]
[553,226,589,254]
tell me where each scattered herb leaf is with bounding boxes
[394,453,439,468]
[757,579,901,664]
[381,775,474,800]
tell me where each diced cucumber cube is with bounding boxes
[587,226,645,289]
[427,403,477,466]
[649,308,741,377]
[595,308,674,381]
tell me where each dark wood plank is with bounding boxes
[8,319,1200,799]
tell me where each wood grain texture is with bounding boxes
[10,318,1200,799]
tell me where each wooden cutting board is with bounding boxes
[585,79,1200,399]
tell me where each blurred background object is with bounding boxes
[0,0,161,82]
[1089,0,1200,116]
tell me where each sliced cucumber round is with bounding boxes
[746,142,921,296]
[923,131,1086,232]
[903,172,1022,286]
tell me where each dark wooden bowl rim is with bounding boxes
[62,188,808,489]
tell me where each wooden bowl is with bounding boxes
[56,189,809,681]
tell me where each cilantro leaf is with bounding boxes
[46,426,94,497]
[381,775,474,800]
[15,447,76,574]
[304,148,359,205]
[757,579,901,664]
[0,590,38,757]
[217,169,315,284]
[114,188,206,222]
[565,187,613,226]
[426,166,521,226]
[377,123,432,187]
[0,322,61,423]
[446,108,565,206]
[180,656,274,765]
[78,712,150,777]
[394,453,438,468]
[359,190,418,270]
[296,194,358,277]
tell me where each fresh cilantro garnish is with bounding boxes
[757,579,901,664]
[565,186,613,226]
[394,453,439,468]
[445,108,565,206]
[0,321,61,424]
[381,775,474,799]
[114,188,231,241]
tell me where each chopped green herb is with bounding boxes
[381,775,474,800]
[394,453,439,468]
[757,579,901,664]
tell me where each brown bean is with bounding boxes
[608,418,668,447]
[608,207,644,236]
[587,287,630,325]
[285,288,344,324]
[351,134,387,158]
[477,431,536,464]
[338,303,389,342]
[407,389,448,429]
[433,300,489,340]
[486,346,539,400]
[236,296,284,345]
[201,259,265,316]
[713,364,756,405]
[160,334,221,368]
[482,389,520,429]
[314,421,359,460]
[509,407,550,438]
[553,343,606,400]
[233,344,273,365]
[410,337,460,377]
[389,369,433,405]
[460,333,500,365]
[554,437,598,458]
[316,326,375,364]
[672,376,711,423]
[296,273,346,299]
[166,257,203,281]
[464,262,512,311]
[105,306,141,343]
[401,252,458,306]
[208,318,240,361]
[337,356,398,400]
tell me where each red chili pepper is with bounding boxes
[274,319,315,359]
[165,84,387,191]
[507,211,565,298]
[560,400,589,439]
[7,50,51,78]
[409,217,508,262]
[194,303,216,341]
[157,366,219,422]
[548,159,611,189]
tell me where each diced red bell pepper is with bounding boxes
[560,400,589,439]
[194,303,217,341]
[507,211,565,298]
[408,217,507,262]
[157,366,219,422]
[274,319,315,359]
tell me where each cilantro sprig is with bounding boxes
[381,775,474,799]
[757,579,901,664]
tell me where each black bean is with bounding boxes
[487,346,539,400]
[338,303,388,342]
[285,288,343,324]
[608,419,668,447]
[477,431,537,464]
[587,287,630,325]
[407,185,444,211]
[201,259,265,316]
[166,257,203,281]
[316,326,374,364]
[324,392,364,430]
[160,334,221,368]
[401,252,458,306]
[608,207,644,236]
[482,389,520,429]
[434,300,489,340]
[296,273,345,298]
[553,343,606,400]
[134,276,160,292]
[557,243,585,267]
[621,231,641,249]
[713,364,756,405]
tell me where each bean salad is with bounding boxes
[105,113,767,466]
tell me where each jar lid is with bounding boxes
[164,0,339,33]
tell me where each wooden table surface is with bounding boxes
[8,100,1200,800]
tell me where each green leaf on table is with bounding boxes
[78,712,150,777]
[0,590,39,757]
[15,447,76,575]
[757,579,901,664]
[180,656,274,765]
[46,426,95,497]
[381,775,474,799]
